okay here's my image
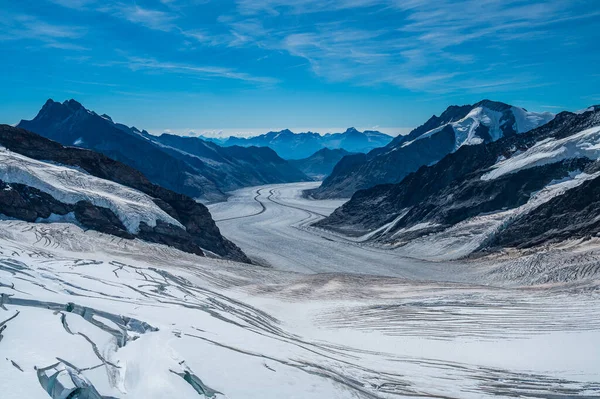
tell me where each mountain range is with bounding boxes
[8,97,597,264]
[0,124,249,262]
[316,105,600,260]
[18,99,311,202]
[201,127,393,159]
[308,100,555,199]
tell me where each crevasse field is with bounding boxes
[1,182,599,398]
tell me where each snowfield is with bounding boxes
[0,147,183,233]
[209,183,450,278]
[482,125,600,180]
[1,182,600,398]
[1,216,600,398]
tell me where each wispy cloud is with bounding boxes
[104,4,177,31]
[39,0,599,94]
[0,13,87,50]
[234,0,383,15]
[49,0,179,32]
[48,0,97,9]
[121,56,279,84]
[205,0,598,93]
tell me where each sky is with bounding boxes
[0,0,599,137]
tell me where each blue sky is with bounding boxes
[1,0,599,136]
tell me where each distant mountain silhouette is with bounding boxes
[202,127,393,159]
[18,99,310,202]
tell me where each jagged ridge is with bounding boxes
[309,100,554,199]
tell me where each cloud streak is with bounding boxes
[0,13,87,50]
[39,0,600,93]
[202,0,598,93]
[122,56,279,84]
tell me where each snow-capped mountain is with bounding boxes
[205,127,393,159]
[309,100,555,199]
[17,100,310,202]
[0,124,249,262]
[316,106,600,259]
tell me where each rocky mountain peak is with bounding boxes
[474,99,511,112]
[63,98,85,112]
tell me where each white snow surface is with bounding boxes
[402,105,554,150]
[0,147,182,233]
[511,106,555,133]
[209,183,453,278]
[482,125,600,180]
[1,214,600,398]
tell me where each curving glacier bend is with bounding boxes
[1,183,600,398]
[208,182,456,279]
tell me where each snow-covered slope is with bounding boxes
[318,105,600,259]
[310,100,554,199]
[483,125,600,180]
[0,124,250,262]
[0,147,181,234]
[403,104,554,150]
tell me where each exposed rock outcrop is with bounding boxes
[309,100,554,199]
[0,124,249,262]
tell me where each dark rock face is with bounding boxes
[0,180,133,239]
[289,148,352,179]
[386,104,473,149]
[73,201,134,239]
[317,107,600,252]
[311,125,457,199]
[17,99,310,202]
[488,164,600,249]
[0,181,73,223]
[309,100,553,199]
[206,127,393,159]
[0,124,249,263]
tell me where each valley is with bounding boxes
[209,182,471,280]
[2,104,600,398]
[1,187,599,398]
[2,126,600,398]
[2,0,599,396]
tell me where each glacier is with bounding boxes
[0,147,183,234]
[1,182,599,398]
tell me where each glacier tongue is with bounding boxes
[0,147,183,234]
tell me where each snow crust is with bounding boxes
[0,178,600,398]
[402,106,553,150]
[1,217,600,398]
[482,125,600,180]
[511,106,554,133]
[0,147,182,233]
